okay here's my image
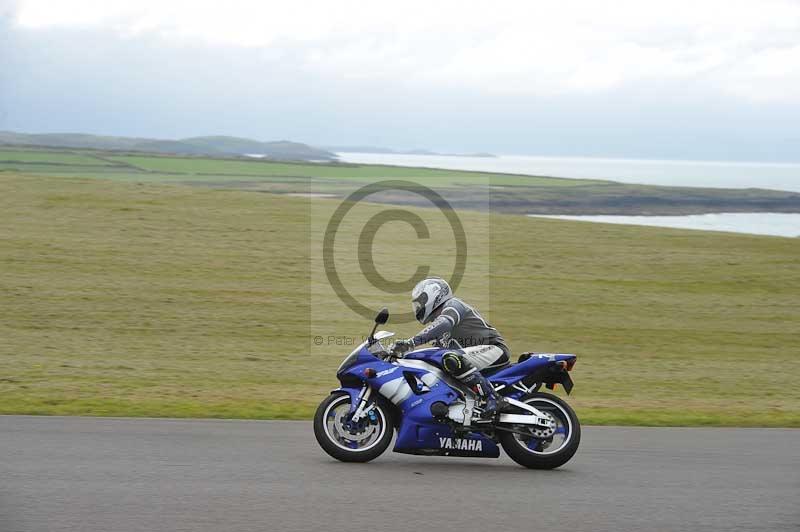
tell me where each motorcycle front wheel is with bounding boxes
[313,392,394,463]
[498,392,580,469]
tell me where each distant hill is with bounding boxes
[325,145,496,158]
[0,131,148,150]
[180,136,272,155]
[132,139,218,155]
[0,131,336,161]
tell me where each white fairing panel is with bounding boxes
[378,377,413,405]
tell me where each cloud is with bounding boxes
[2,0,798,161]
[11,0,800,102]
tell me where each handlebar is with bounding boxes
[384,342,404,361]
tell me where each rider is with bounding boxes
[392,277,510,418]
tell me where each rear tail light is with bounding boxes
[556,359,577,371]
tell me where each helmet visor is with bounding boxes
[412,295,427,322]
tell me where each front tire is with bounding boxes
[498,392,580,469]
[313,392,394,463]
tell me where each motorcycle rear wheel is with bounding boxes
[313,392,394,463]
[498,392,580,469]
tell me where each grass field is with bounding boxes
[1,171,798,426]
[105,154,598,186]
[2,147,596,186]
[0,149,113,166]
[3,146,800,215]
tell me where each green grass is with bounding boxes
[0,149,588,186]
[103,154,593,186]
[0,148,113,166]
[4,147,799,215]
[1,172,798,426]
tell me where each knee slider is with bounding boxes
[442,351,464,375]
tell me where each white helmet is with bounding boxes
[411,277,453,324]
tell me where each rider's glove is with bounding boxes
[392,338,415,357]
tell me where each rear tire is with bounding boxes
[313,392,394,463]
[498,392,580,469]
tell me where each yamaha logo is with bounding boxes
[375,367,398,378]
[439,437,482,452]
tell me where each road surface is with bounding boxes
[1,416,797,532]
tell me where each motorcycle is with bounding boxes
[313,308,580,469]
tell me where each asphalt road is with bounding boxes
[1,416,797,532]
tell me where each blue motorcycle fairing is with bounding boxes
[334,345,573,459]
[336,343,380,376]
[330,383,500,458]
[488,353,576,387]
[386,361,500,458]
[394,426,500,458]
[402,347,447,366]
[336,346,500,458]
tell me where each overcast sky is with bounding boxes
[1,0,799,161]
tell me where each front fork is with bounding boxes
[348,384,376,423]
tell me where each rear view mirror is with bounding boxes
[375,307,389,324]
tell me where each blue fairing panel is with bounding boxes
[403,348,445,366]
[388,359,499,457]
[394,420,500,458]
[489,353,576,386]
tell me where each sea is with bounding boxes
[336,152,800,237]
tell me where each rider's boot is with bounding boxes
[442,351,506,419]
[460,369,506,419]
